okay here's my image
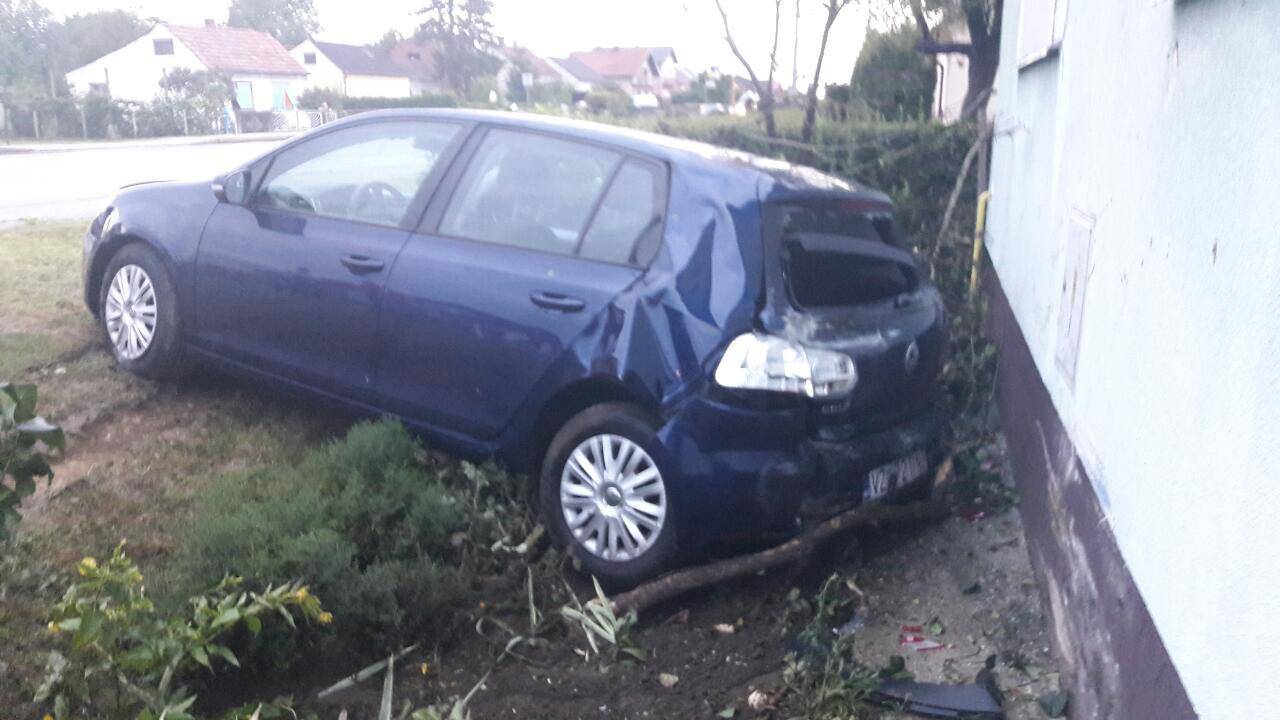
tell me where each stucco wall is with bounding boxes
[290,40,346,94]
[986,1,1280,717]
[66,26,204,103]
[345,74,412,98]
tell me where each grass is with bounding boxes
[0,220,97,378]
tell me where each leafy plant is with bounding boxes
[1,382,64,542]
[559,577,645,665]
[36,542,327,719]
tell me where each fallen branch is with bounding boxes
[611,498,949,615]
[938,116,994,240]
[316,643,419,701]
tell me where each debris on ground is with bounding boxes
[872,679,1003,719]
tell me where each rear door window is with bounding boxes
[577,159,666,265]
[439,129,620,257]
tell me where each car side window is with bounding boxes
[257,121,459,227]
[439,129,620,256]
[578,159,666,265]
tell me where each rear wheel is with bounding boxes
[540,403,678,588]
[99,244,183,378]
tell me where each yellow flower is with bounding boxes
[44,714,55,720]
[419,662,430,676]
[293,586,310,601]
[317,611,333,625]
[47,621,58,633]
[77,557,98,575]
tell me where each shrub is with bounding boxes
[1,383,64,542]
[36,543,325,719]
[171,420,465,665]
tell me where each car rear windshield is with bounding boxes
[777,203,917,308]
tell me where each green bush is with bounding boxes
[171,420,464,665]
[1,383,64,541]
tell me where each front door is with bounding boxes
[377,127,668,441]
[193,119,464,400]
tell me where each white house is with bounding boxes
[65,21,306,112]
[290,40,411,98]
[985,1,1280,718]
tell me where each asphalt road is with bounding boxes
[0,137,287,228]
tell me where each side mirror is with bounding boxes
[213,170,250,205]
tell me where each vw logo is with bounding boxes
[903,341,921,375]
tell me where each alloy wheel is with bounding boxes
[560,433,667,562]
[104,264,158,360]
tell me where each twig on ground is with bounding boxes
[316,643,420,701]
[611,499,950,615]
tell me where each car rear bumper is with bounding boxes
[656,391,947,549]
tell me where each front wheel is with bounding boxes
[540,403,679,588]
[99,244,183,378]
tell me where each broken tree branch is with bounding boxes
[713,0,780,136]
[611,498,949,615]
[938,115,993,238]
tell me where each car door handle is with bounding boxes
[530,291,586,312]
[340,254,385,274]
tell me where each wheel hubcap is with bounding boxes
[560,433,667,562]
[104,264,158,360]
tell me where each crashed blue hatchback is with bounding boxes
[82,110,947,585]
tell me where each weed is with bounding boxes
[1,382,65,541]
[560,577,645,666]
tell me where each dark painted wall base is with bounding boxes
[983,265,1197,720]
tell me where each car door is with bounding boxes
[376,127,668,442]
[193,119,465,401]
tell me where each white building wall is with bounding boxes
[229,73,304,112]
[986,1,1280,717]
[345,75,411,98]
[66,25,206,102]
[290,40,346,93]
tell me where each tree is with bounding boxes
[801,0,856,143]
[848,26,935,119]
[51,10,148,74]
[227,0,320,47]
[0,0,53,99]
[373,28,403,53]
[897,0,1001,119]
[415,0,501,95]
[712,0,782,138]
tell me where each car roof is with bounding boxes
[336,109,890,204]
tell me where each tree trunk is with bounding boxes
[961,33,999,119]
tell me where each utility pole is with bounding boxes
[791,0,800,91]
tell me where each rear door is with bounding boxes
[194,119,464,401]
[376,127,668,440]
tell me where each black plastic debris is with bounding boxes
[872,679,1004,719]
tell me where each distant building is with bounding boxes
[65,20,306,112]
[931,22,971,124]
[290,40,411,98]
[563,47,681,97]
[547,56,608,94]
[386,39,451,96]
[495,46,564,101]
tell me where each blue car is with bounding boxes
[83,110,946,585]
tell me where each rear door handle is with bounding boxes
[340,254,385,274]
[530,291,586,312]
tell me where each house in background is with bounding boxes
[564,46,682,101]
[289,40,411,98]
[931,22,970,124]
[985,1,1280,718]
[65,20,305,112]
[547,55,608,95]
[387,39,452,95]
[495,46,564,101]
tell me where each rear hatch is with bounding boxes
[758,195,947,440]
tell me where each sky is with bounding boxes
[39,0,871,89]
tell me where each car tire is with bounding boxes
[540,403,678,589]
[98,243,183,378]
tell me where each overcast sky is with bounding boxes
[40,0,870,88]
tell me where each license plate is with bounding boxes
[863,450,928,502]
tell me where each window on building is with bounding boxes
[272,83,292,110]
[304,52,316,65]
[234,81,254,110]
[153,38,174,55]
